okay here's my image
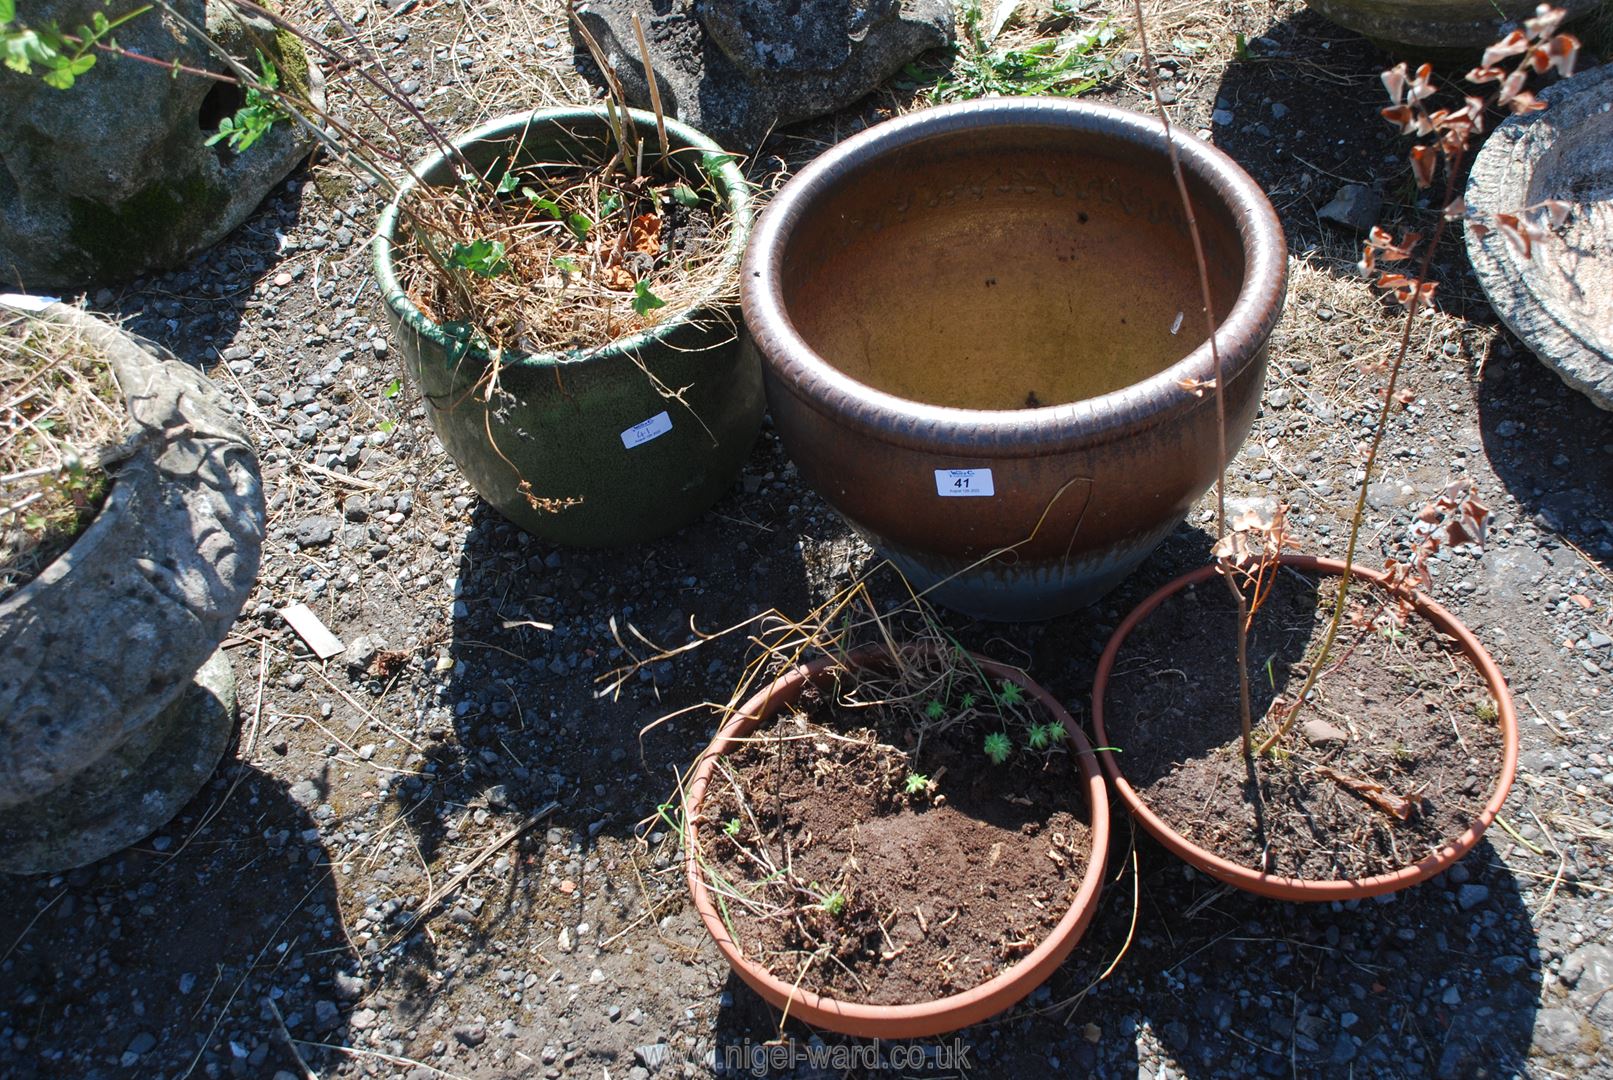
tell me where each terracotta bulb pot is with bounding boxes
[683,646,1111,1038]
[1091,554,1520,901]
[743,98,1287,620]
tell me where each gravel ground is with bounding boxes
[3,2,1612,1078]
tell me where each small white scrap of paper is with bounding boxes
[0,293,62,312]
[280,602,346,659]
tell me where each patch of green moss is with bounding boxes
[65,167,231,283]
[272,28,310,103]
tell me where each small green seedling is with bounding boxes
[1029,720,1068,751]
[903,773,930,795]
[632,280,666,316]
[448,238,508,278]
[924,699,945,721]
[384,378,402,399]
[983,731,1012,765]
[205,51,289,154]
[1475,700,1499,723]
[821,891,847,917]
[553,256,580,275]
[960,692,977,710]
[995,680,1025,707]
[723,817,742,838]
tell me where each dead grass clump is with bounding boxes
[395,131,738,359]
[0,307,132,601]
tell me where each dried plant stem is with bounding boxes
[1128,0,1253,756]
[630,12,669,163]
[1258,177,1458,755]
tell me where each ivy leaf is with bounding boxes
[494,170,519,195]
[448,238,508,278]
[553,256,579,274]
[670,183,700,208]
[631,280,665,316]
[600,191,623,216]
[565,212,592,241]
[384,378,402,399]
[0,0,17,25]
[522,188,564,220]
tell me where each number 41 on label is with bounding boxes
[934,468,994,497]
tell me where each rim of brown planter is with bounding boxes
[682,643,1111,1038]
[1090,553,1519,902]
[741,96,1288,456]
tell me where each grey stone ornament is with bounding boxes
[0,0,317,289]
[1466,61,1613,411]
[0,300,264,874]
[572,0,954,153]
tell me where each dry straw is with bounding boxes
[0,306,132,600]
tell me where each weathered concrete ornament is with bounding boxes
[572,0,954,153]
[0,0,317,290]
[0,300,264,874]
[1466,62,1613,411]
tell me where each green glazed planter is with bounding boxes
[373,109,761,546]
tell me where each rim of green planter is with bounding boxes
[372,107,752,372]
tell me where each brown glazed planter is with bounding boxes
[1091,554,1520,902]
[1303,0,1604,51]
[743,98,1286,620]
[684,646,1110,1037]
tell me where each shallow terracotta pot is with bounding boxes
[1303,0,1604,51]
[1091,554,1519,902]
[684,645,1110,1038]
[743,98,1286,620]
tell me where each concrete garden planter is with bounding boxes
[0,298,264,874]
[1466,60,1613,411]
[373,109,762,547]
[743,99,1286,619]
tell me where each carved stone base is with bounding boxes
[0,649,236,875]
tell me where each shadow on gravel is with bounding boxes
[708,828,1539,1078]
[370,434,847,1000]
[0,763,356,1079]
[91,165,317,372]
[1208,9,1402,258]
[1476,343,1613,572]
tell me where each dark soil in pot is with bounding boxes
[1103,565,1505,881]
[693,680,1092,1005]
